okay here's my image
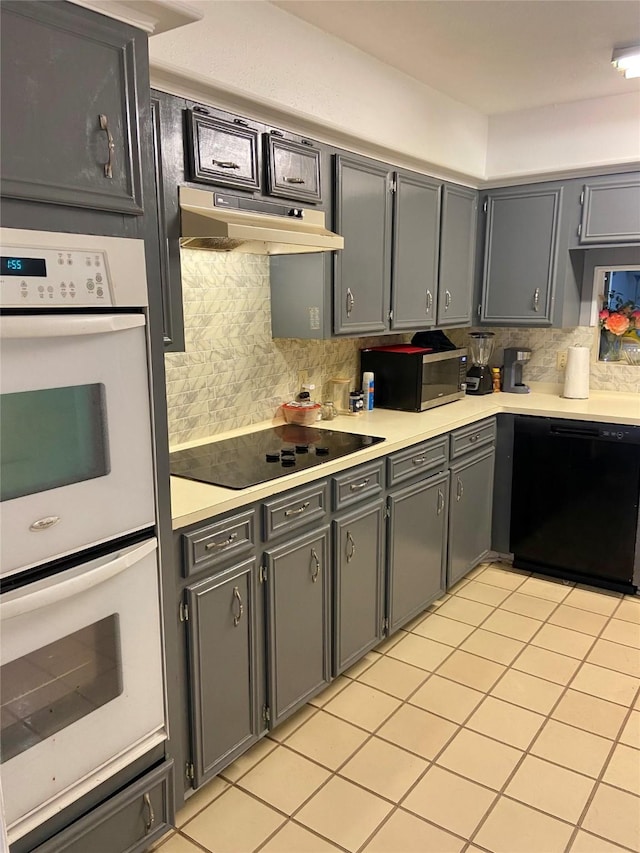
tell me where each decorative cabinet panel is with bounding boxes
[387,471,449,633]
[334,153,393,334]
[264,527,331,727]
[185,109,260,192]
[0,1,144,215]
[437,184,477,326]
[332,500,385,674]
[448,447,495,588]
[185,559,260,788]
[578,174,640,244]
[390,171,441,330]
[265,135,322,204]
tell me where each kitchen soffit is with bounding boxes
[270,0,640,115]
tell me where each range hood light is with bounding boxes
[611,45,640,79]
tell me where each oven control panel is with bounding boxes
[1,246,113,306]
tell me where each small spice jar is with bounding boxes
[491,367,502,392]
[348,391,364,415]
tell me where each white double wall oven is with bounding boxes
[0,228,166,843]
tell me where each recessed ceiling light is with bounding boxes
[611,45,640,79]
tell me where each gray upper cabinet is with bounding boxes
[332,500,385,674]
[481,185,561,325]
[185,108,260,192]
[265,135,322,204]
[390,171,441,330]
[334,154,393,334]
[438,184,477,326]
[265,527,331,727]
[578,174,640,244]
[387,471,449,633]
[448,446,495,587]
[0,1,143,215]
[185,558,260,788]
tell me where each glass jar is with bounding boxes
[331,378,351,413]
[321,401,336,421]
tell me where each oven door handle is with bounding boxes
[0,314,145,339]
[1,537,157,620]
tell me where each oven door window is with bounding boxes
[0,384,110,502]
[0,615,122,763]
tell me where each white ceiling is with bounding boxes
[270,0,640,115]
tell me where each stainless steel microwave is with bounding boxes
[360,345,468,412]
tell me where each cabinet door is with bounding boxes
[481,187,562,325]
[387,472,448,634]
[265,136,322,204]
[0,1,143,215]
[334,154,392,334]
[438,184,477,327]
[185,559,260,788]
[579,175,640,244]
[448,448,495,587]
[390,171,441,330]
[265,527,331,727]
[333,501,385,675]
[185,110,260,191]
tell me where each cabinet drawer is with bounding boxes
[265,135,322,203]
[387,436,448,487]
[450,418,496,459]
[332,461,384,511]
[186,110,260,191]
[263,482,328,541]
[33,760,174,853]
[183,509,256,577]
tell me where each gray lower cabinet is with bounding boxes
[264,526,331,727]
[438,184,477,327]
[448,446,496,587]
[387,470,449,633]
[32,760,174,853]
[0,1,144,215]
[332,500,385,674]
[185,558,260,788]
[578,173,640,244]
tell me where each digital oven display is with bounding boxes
[1,256,47,277]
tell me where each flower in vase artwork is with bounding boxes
[598,290,640,363]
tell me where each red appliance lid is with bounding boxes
[363,344,433,354]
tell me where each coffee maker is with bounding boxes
[465,332,495,395]
[503,347,532,393]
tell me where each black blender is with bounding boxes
[465,332,495,395]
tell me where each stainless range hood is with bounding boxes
[179,186,344,255]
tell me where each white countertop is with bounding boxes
[170,386,640,530]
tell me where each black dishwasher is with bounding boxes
[510,416,640,593]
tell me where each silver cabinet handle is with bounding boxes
[346,531,356,563]
[205,531,238,551]
[426,289,433,315]
[533,288,540,311]
[284,501,310,517]
[143,792,155,834]
[445,290,452,310]
[213,159,240,169]
[437,488,445,515]
[310,548,320,582]
[349,478,370,492]
[232,586,244,626]
[283,176,305,184]
[412,456,426,465]
[456,477,464,501]
[346,288,355,318]
[99,114,115,179]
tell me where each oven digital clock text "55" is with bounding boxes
[1,257,47,276]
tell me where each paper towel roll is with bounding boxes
[563,346,590,399]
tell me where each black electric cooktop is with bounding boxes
[169,425,385,490]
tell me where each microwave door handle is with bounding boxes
[0,538,157,621]
[0,314,145,339]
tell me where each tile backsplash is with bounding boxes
[165,251,638,447]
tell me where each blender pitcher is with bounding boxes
[466,332,495,395]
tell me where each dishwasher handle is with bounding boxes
[549,423,601,439]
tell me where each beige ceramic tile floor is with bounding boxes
[153,561,640,853]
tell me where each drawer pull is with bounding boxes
[284,501,310,517]
[437,488,445,515]
[283,176,305,184]
[349,478,370,492]
[213,159,240,169]
[143,792,155,834]
[346,531,356,563]
[456,477,464,501]
[310,548,320,582]
[205,532,238,551]
[99,114,115,179]
[412,456,426,465]
[469,434,479,443]
[232,586,244,626]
